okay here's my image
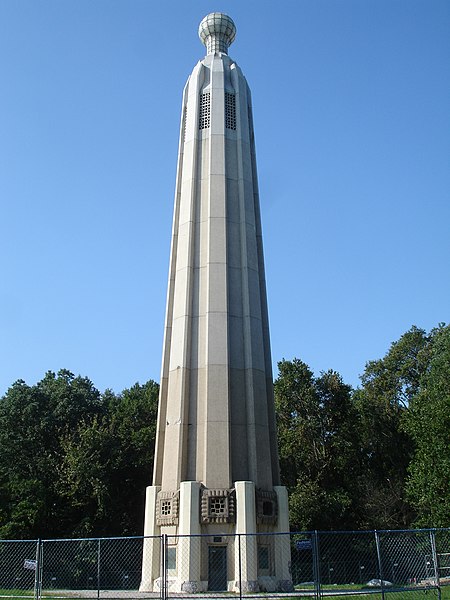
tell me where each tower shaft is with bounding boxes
[141,14,291,593]
[153,51,280,494]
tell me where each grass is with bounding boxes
[293,583,450,600]
[0,585,449,599]
[0,592,34,598]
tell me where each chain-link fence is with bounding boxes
[0,529,448,600]
[39,537,146,598]
[0,539,39,597]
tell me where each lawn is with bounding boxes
[0,592,34,598]
[294,583,450,600]
[0,584,449,599]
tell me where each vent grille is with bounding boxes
[225,92,236,130]
[199,93,211,129]
[182,105,187,142]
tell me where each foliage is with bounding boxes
[350,329,427,529]
[0,372,158,539]
[352,325,447,529]
[275,324,448,531]
[275,360,358,530]
[0,323,447,537]
[0,370,103,538]
[404,324,450,526]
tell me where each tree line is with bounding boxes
[0,324,448,539]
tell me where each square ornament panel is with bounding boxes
[156,490,180,526]
[201,488,236,524]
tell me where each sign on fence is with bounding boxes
[24,559,37,571]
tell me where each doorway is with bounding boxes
[208,545,227,591]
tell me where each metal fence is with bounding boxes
[0,529,448,600]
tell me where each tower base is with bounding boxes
[140,481,293,593]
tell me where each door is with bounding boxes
[208,546,227,591]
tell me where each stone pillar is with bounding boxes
[273,486,294,591]
[177,482,203,592]
[139,486,161,592]
[234,481,259,592]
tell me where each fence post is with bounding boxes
[238,534,242,600]
[96,538,101,600]
[34,540,42,600]
[313,531,321,600]
[430,529,441,600]
[160,534,167,600]
[374,531,385,600]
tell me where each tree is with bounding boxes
[104,380,159,535]
[0,372,159,538]
[404,324,450,526]
[275,359,358,530]
[0,370,104,538]
[353,326,440,529]
[57,381,159,536]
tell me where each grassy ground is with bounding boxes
[0,592,34,598]
[294,584,450,600]
[0,585,449,599]
[0,592,35,596]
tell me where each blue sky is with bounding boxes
[1,0,449,396]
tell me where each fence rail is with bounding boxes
[0,529,448,600]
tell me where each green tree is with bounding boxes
[353,326,440,529]
[0,372,159,538]
[56,415,114,536]
[57,381,159,536]
[275,359,358,530]
[0,370,103,538]
[104,380,159,534]
[404,324,450,526]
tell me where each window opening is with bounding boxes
[160,500,171,516]
[199,93,211,129]
[209,496,226,517]
[263,501,274,516]
[225,92,236,130]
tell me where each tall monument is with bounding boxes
[141,13,291,593]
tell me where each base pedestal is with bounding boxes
[139,486,160,592]
[140,481,292,593]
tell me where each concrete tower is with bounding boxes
[141,13,291,593]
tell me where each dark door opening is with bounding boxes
[208,545,227,591]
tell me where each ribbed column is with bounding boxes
[202,54,231,489]
[142,13,291,594]
[153,61,205,490]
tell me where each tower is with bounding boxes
[141,13,291,593]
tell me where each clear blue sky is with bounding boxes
[1,0,449,396]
